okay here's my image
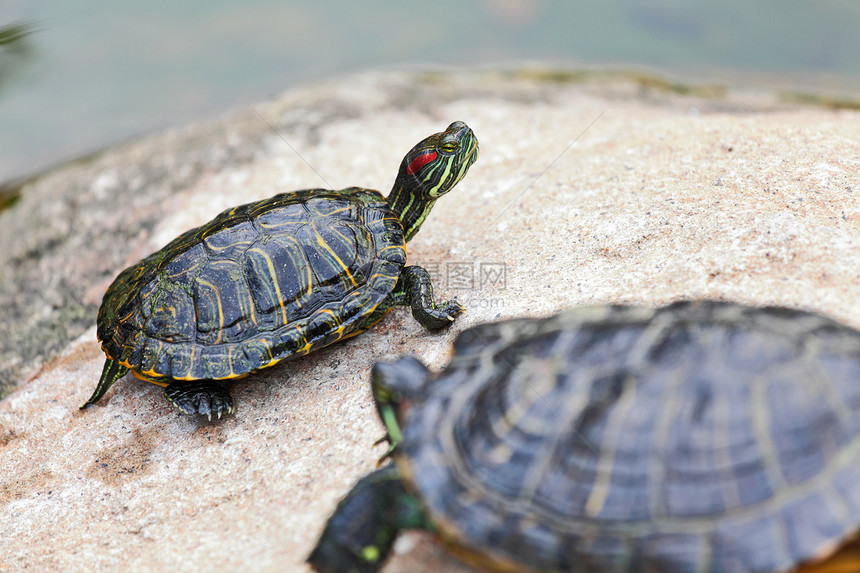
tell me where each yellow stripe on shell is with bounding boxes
[248,246,290,326]
[196,278,225,345]
[314,225,359,288]
[137,340,165,380]
[341,309,391,340]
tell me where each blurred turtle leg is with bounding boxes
[308,465,430,573]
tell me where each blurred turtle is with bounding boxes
[310,301,860,572]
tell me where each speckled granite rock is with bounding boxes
[1,69,859,571]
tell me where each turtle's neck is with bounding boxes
[387,176,435,243]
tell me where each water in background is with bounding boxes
[2,0,860,186]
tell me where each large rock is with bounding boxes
[1,69,859,571]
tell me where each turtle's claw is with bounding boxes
[372,432,397,466]
[376,444,397,467]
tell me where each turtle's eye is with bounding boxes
[441,140,458,154]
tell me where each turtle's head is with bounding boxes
[389,121,479,242]
[397,121,479,200]
[371,356,431,449]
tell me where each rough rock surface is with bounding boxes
[1,69,860,571]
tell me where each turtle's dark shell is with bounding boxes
[396,301,860,572]
[98,187,404,382]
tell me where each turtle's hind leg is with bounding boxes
[163,379,234,420]
[308,465,431,573]
[80,359,128,409]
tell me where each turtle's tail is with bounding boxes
[80,359,128,409]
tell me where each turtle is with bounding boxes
[81,121,479,419]
[308,301,860,573]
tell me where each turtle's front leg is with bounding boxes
[392,265,465,330]
[308,465,431,573]
[163,379,234,420]
[356,266,464,333]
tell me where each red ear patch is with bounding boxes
[406,151,437,175]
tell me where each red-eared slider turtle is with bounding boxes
[81,121,478,419]
[309,301,860,573]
